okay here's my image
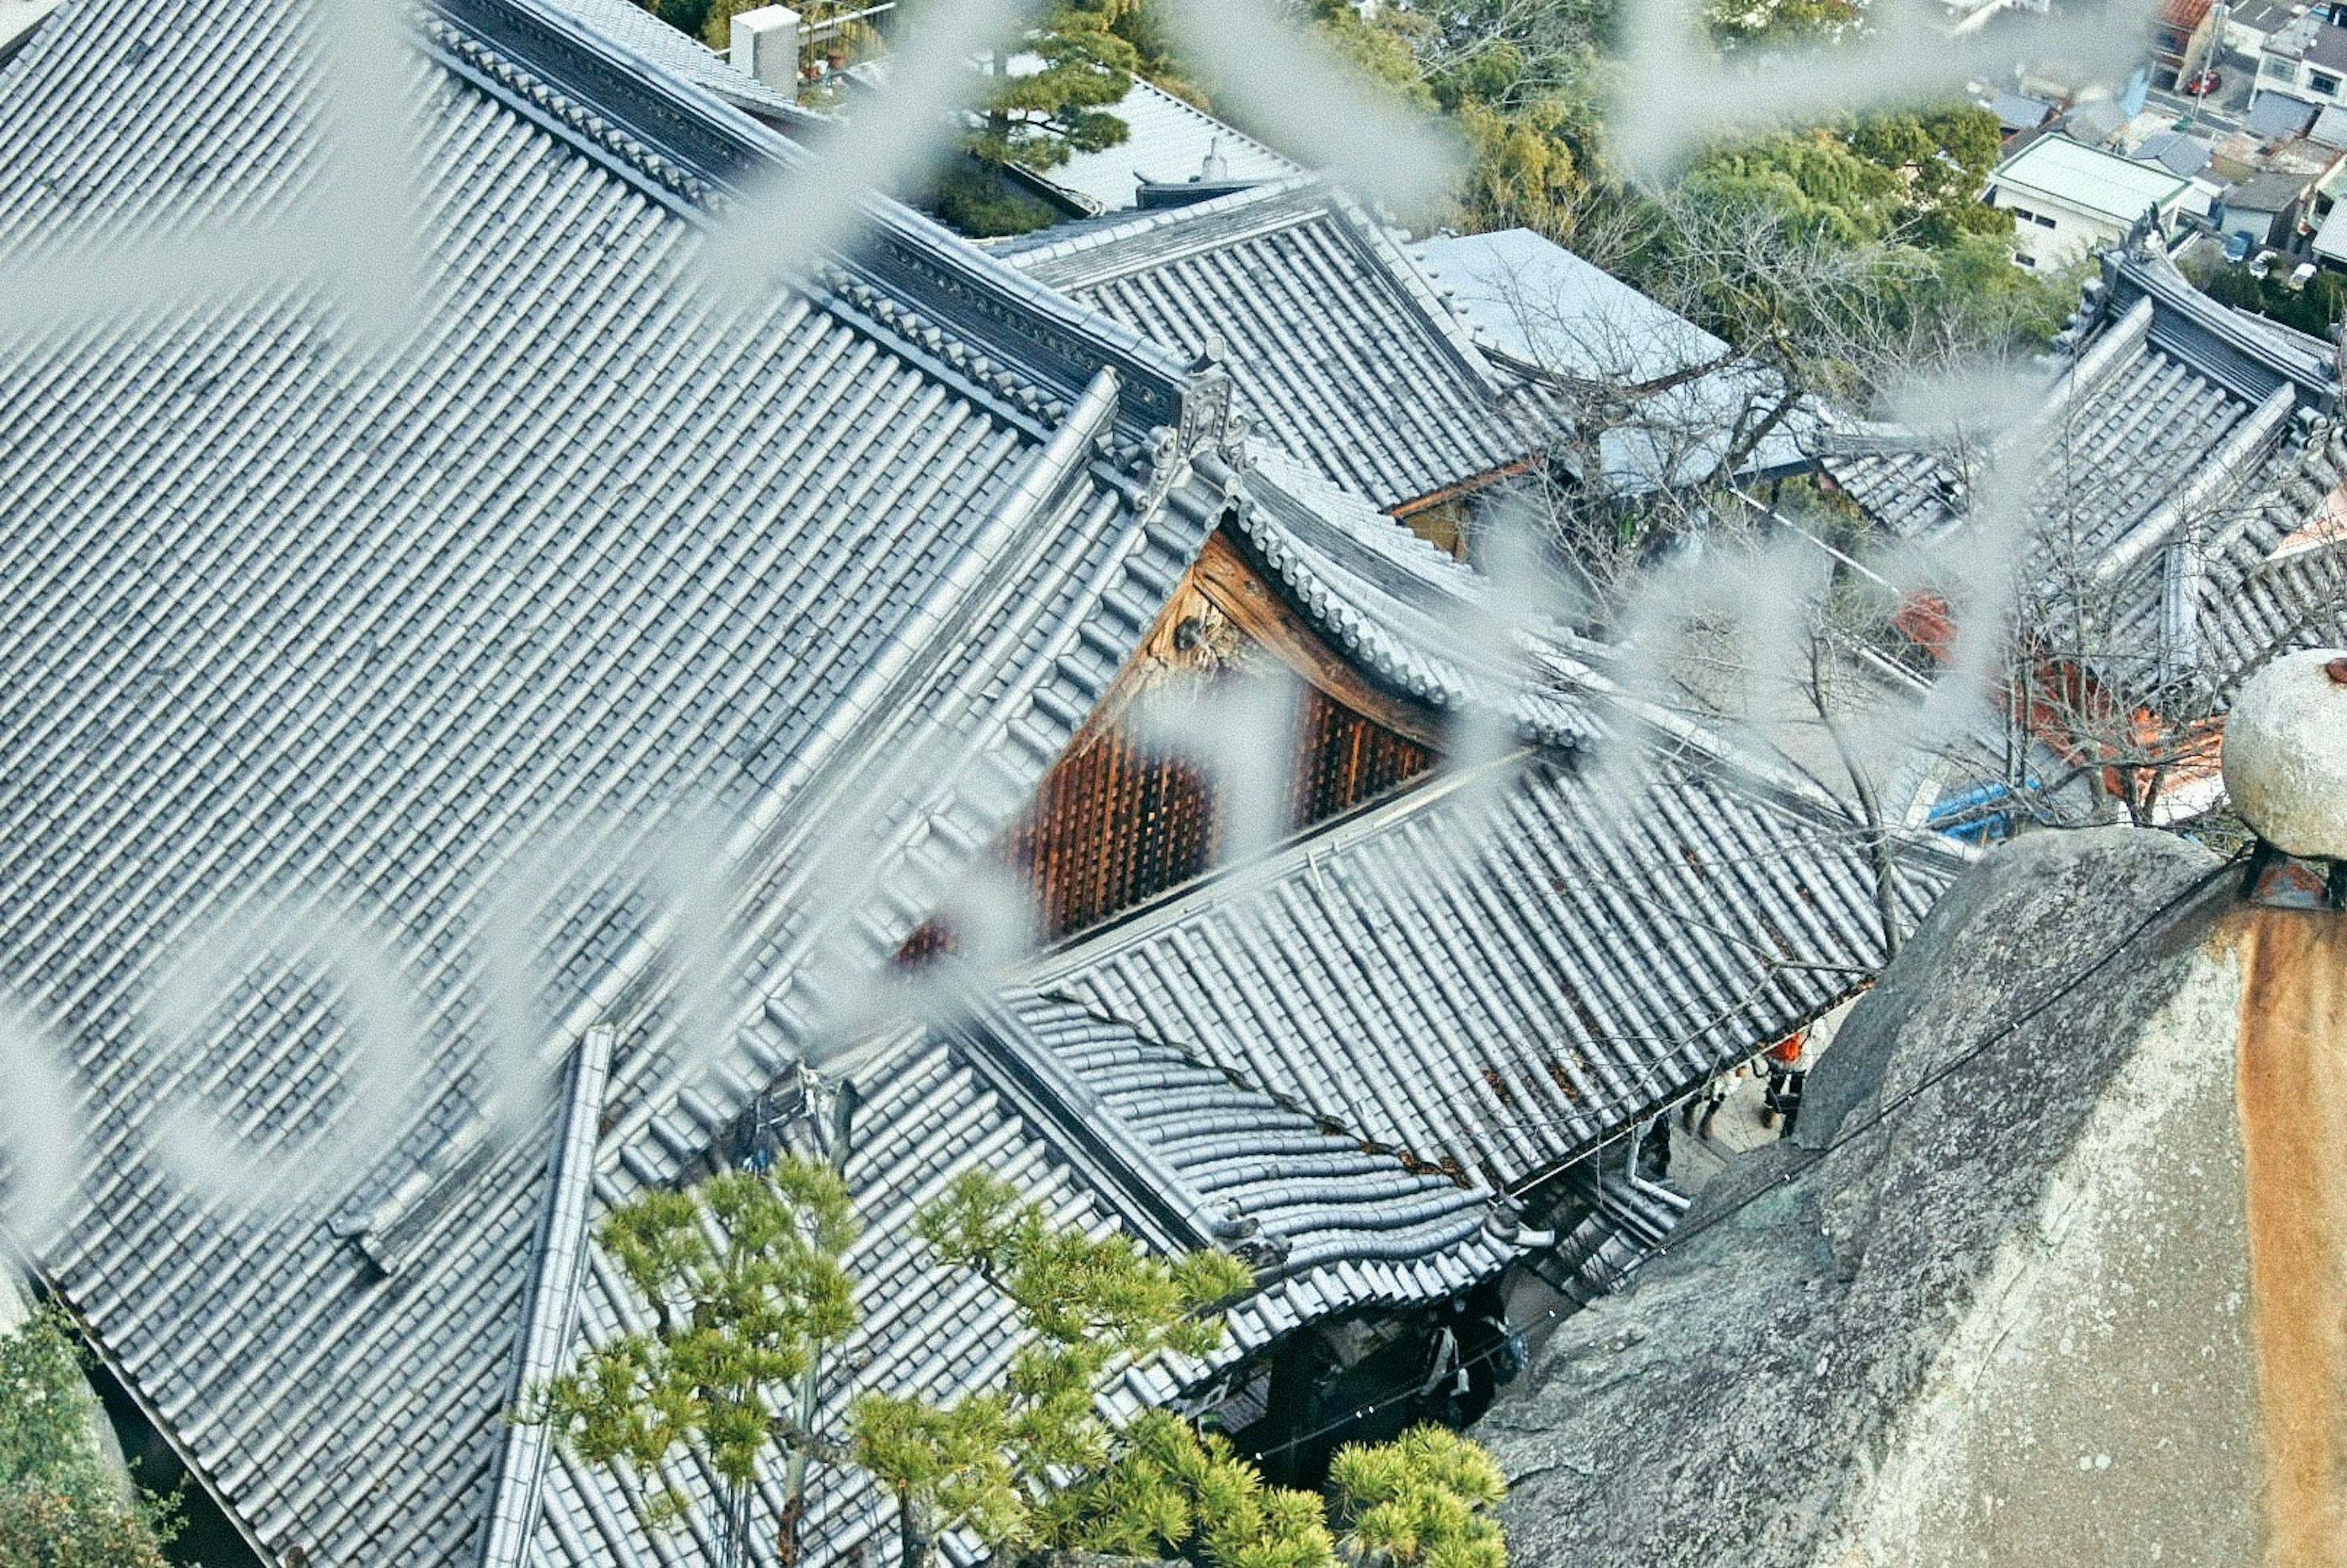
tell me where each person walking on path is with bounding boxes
[1760,1030,1811,1137]
[1681,1063,1743,1139]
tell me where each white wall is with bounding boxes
[1994,190,2125,270]
[2258,51,2347,106]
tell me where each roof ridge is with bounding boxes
[945,986,1244,1256]
[1003,174,1326,280]
[1311,192,1510,401]
[2112,251,2340,409]
[476,1027,614,1568]
[427,0,1207,438]
[1026,988,1461,1184]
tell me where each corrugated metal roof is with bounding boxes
[2136,130,2214,178]
[1991,91,2054,133]
[1993,134,2192,223]
[2314,193,2347,257]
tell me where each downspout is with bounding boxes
[476,1025,617,1568]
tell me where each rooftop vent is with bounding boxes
[729,4,801,100]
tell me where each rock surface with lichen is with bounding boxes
[1483,826,2286,1567]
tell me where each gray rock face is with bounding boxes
[1486,827,2271,1567]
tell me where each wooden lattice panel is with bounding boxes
[897,530,1439,961]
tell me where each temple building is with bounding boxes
[0,1,1956,1563]
[1825,235,2347,825]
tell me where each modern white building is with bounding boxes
[2225,0,2307,56]
[1986,135,2201,269]
[2254,5,2347,110]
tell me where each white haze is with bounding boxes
[0,0,2148,1229]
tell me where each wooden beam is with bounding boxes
[1188,529,1447,749]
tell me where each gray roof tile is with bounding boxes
[1034,746,1953,1192]
[0,0,1222,1561]
[1824,249,2347,700]
[1,5,1962,1566]
[1005,180,1528,514]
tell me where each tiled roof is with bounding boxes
[1034,740,1953,1193]
[531,991,1518,1567]
[1230,447,1595,749]
[1013,69,1302,216]
[1410,228,1816,491]
[2247,90,2321,141]
[2225,166,2313,211]
[2136,129,2214,178]
[0,4,1956,1566]
[540,0,809,120]
[0,0,1240,1561]
[1824,246,2347,696]
[1991,91,2054,134]
[1001,180,1529,515]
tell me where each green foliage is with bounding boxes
[2203,262,2347,339]
[1905,229,2082,346]
[929,164,1064,239]
[531,1160,858,1515]
[1306,2,1439,114]
[1039,1409,1335,1568]
[1328,1426,1507,1568]
[970,1,1142,174]
[0,1308,177,1568]
[1455,97,1590,235]
[1305,0,2063,404]
[1688,129,1909,248]
[1842,106,2010,246]
[1685,108,2008,251]
[1703,0,1866,48]
[538,1165,1513,1568]
[1104,1,1200,100]
[853,1170,1254,1555]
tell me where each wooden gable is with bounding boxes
[903,529,1439,957]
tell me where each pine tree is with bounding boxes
[971,1,1144,174]
[531,1162,1515,1568]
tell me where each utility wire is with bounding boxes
[1246,849,2241,1464]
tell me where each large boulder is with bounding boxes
[1485,826,2330,1567]
[2224,648,2347,860]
